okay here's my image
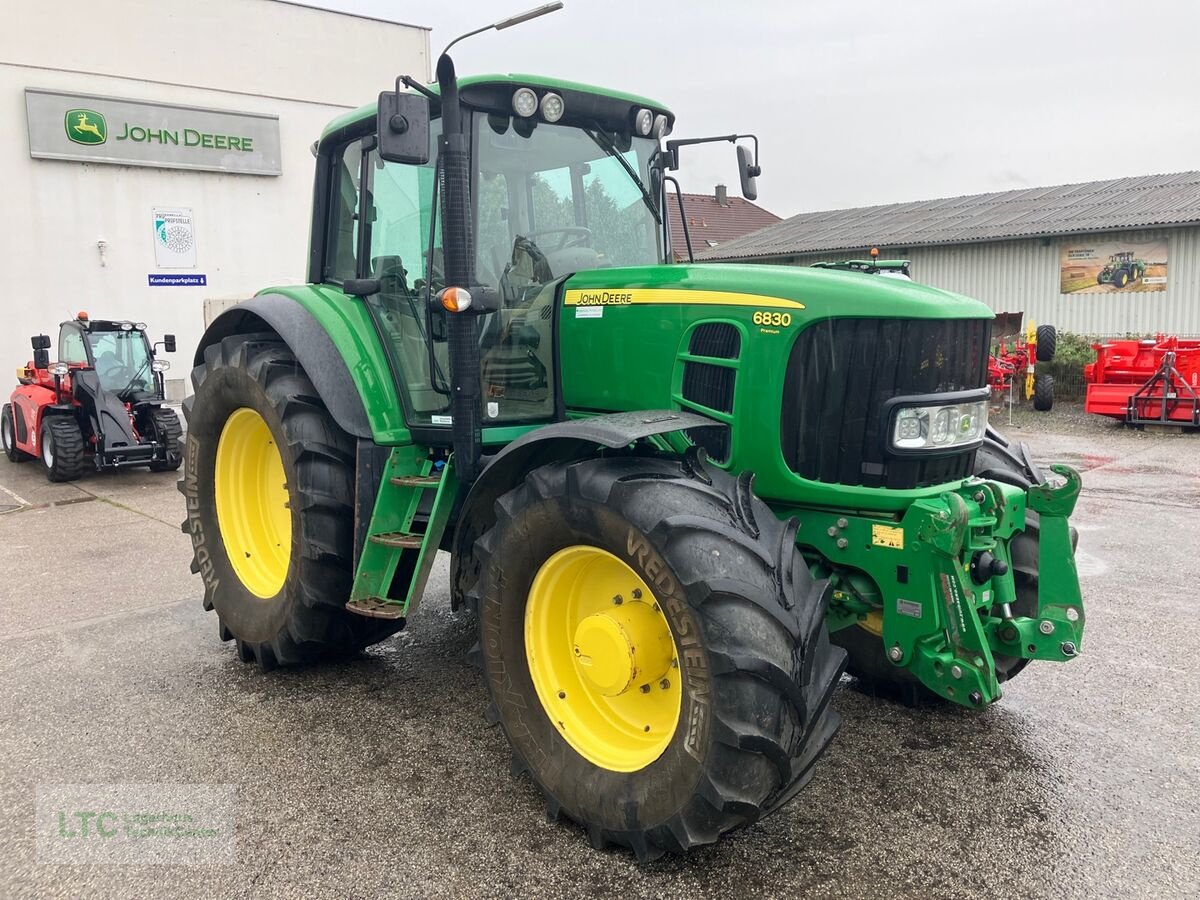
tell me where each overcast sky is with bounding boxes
[314,0,1200,219]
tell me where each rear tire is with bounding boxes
[181,333,402,669]
[1035,325,1057,362]
[2,404,32,462]
[40,416,85,482]
[1033,373,1054,411]
[471,454,844,859]
[147,407,183,471]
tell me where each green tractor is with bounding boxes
[182,15,1086,860]
[1097,251,1145,288]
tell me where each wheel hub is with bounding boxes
[525,545,682,772]
[572,603,674,698]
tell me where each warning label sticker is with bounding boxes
[872,523,905,550]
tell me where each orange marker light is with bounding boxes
[77,310,89,321]
[439,286,473,313]
[869,247,879,259]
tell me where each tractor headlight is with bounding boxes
[512,87,538,118]
[634,107,654,136]
[539,92,564,123]
[887,391,988,454]
[152,359,171,373]
[652,113,669,139]
[50,362,69,376]
[120,322,133,331]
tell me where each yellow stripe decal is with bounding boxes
[563,288,805,310]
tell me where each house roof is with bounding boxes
[667,189,781,260]
[701,170,1200,261]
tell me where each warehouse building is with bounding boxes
[703,172,1200,335]
[4,0,429,397]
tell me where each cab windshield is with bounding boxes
[87,330,154,394]
[473,117,663,297]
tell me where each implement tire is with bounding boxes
[1035,325,1057,362]
[1033,373,1054,411]
[181,333,401,670]
[470,453,844,860]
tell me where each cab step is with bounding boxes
[369,531,424,549]
[345,598,407,620]
[390,474,441,488]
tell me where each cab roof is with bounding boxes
[320,73,673,142]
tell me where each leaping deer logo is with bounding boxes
[64,108,107,145]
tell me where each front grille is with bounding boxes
[780,317,991,489]
[682,360,735,463]
[689,323,741,359]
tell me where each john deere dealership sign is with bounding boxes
[26,89,281,176]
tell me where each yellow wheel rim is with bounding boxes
[525,545,682,772]
[214,407,291,599]
[859,609,884,637]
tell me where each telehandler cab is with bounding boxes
[182,5,1086,859]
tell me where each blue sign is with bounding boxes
[148,273,207,287]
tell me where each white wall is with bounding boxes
[1,0,428,392]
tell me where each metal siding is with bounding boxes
[783,227,1200,334]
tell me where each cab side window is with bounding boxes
[60,328,87,364]
[324,140,363,282]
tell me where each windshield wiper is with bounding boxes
[119,359,151,397]
[584,128,661,224]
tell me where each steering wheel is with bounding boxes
[523,227,593,253]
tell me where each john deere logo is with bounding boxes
[65,109,107,145]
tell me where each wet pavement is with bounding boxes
[1,421,1197,898]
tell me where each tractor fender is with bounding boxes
[448,409,720,609]
[195,295,371,439]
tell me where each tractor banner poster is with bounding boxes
[1059,238,1167,294]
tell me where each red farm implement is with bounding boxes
[988,314,1057,411]
[1084,334,1200,427]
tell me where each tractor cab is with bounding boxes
[57,314,174,401]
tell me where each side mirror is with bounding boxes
[736,145,760,201]
[31,334,51,351]
[377,90,431,165]
[163,334,177,353]
[33,348,50,370]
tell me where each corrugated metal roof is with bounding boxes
[702,171,1200,261]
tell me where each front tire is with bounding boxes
[147,407,183,471]
[181,333,402,669]
[471,454,844,859]
[40,416,84,482]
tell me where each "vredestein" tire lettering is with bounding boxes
[626,529,710,760]
[184,433,221,596]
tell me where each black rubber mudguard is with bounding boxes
[195,294,372,439]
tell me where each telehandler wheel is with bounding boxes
[40,416,85,482]
[1033,373,1054,411]
[147,407,183,472]
[2,404,32,462]
[470,454,845,860]
[181,334,402,670]
[835,432,1067,705]
[1035,325,1057,362]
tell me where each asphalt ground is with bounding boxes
[1,417,1197,898]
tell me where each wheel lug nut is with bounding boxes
[659,678,670,690]
[631,589,642,599]
[613,594,623,605]
[639,684,651,694]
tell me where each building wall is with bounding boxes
[776,227,1200,335]
[1,0,428,395]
